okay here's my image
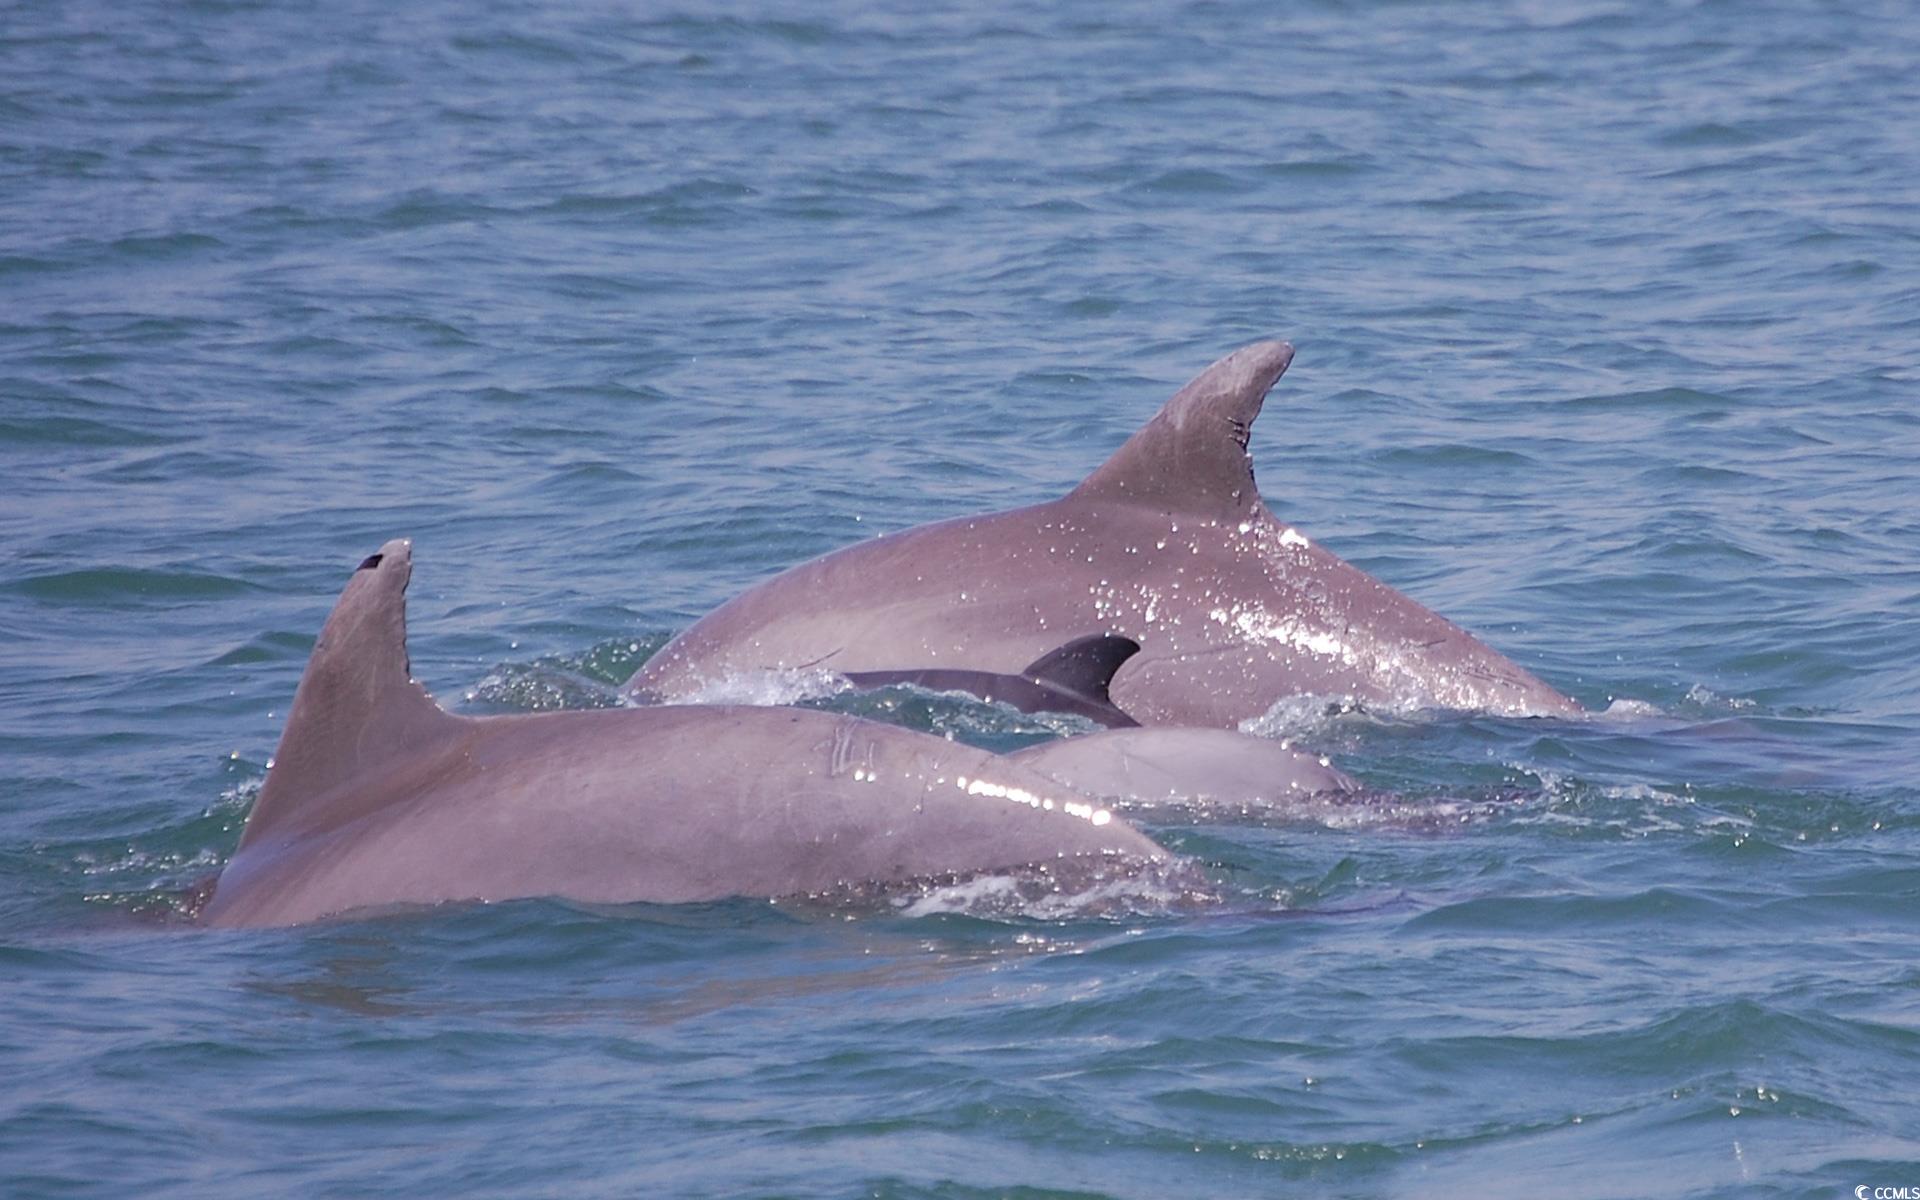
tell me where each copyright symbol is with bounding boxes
[1857,1187,1871,1199]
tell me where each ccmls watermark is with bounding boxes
[1856,1186,1920,1199]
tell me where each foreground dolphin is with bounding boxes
[627,341,1582,726]
[202,541,1165,928]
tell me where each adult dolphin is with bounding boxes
[201,541,1165,928]
[626,341,1582,727]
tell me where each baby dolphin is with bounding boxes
[201,541,1165,928]
[841,633,1363,805]
[845,634,1144,728]
[627,342,1581,727]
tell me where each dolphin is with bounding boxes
[844,634,1143,728]
[841,633,1362,804]
[626,341,1582,727]
[201,541,1166,929]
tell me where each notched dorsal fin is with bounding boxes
[1021,634,1141,707]
[237,539,461,849]
[1070,340,1294,518]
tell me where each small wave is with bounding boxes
[467,663,622,712]
[69,777,256,923]
[1560,386,1734,413]
[1295,793,1512,833]
[1238,693,1417,740]
[107,231,222,260]
[468,637,667,712]
[75,844,224,880]
[1596,697,1666,719]
[658,667,853,708]
[784,856,1218,922]
[1125,167,1253,196]
[1680,684,1757,714]
[1126,790,1516,836]
[9,566,260,604]
[816,683,1104,743]
[0,415,181,447]
[1533,688,1754,725]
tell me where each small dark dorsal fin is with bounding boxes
[1020,634,1142,707]
[237,539,461,850]
[1070,340,1294,519]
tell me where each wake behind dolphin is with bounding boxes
[627,341,1582,727]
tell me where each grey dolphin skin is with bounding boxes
[1009,728,1359,807]
[202,541,1165,928]
[627,341,1582,727]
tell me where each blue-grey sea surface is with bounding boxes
[4,0,1918,1196]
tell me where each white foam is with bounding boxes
[893,857,1214,920]
[1595,697,1664,720]
[657,667,852,708]
[1238,692,1412,739]
[1683,683,1756,711]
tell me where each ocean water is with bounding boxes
[4,0,1918,1194]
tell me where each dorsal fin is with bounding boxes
[1069,340,1294,518]
[237,539,462,849]
[1021,634,1141,707]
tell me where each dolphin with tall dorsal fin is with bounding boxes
[626,342,1582,727]
[202,541,1166,928]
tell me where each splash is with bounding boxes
[652,666,852,708]
[1239,693,1412,740]
[467,637,667,712]
[468,663,622,712]
[1117,789,1509,833]
[817,681,1104,743]
[893,856,1220,920]
[784,856,1219,920]
[1597,697,1665,719]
